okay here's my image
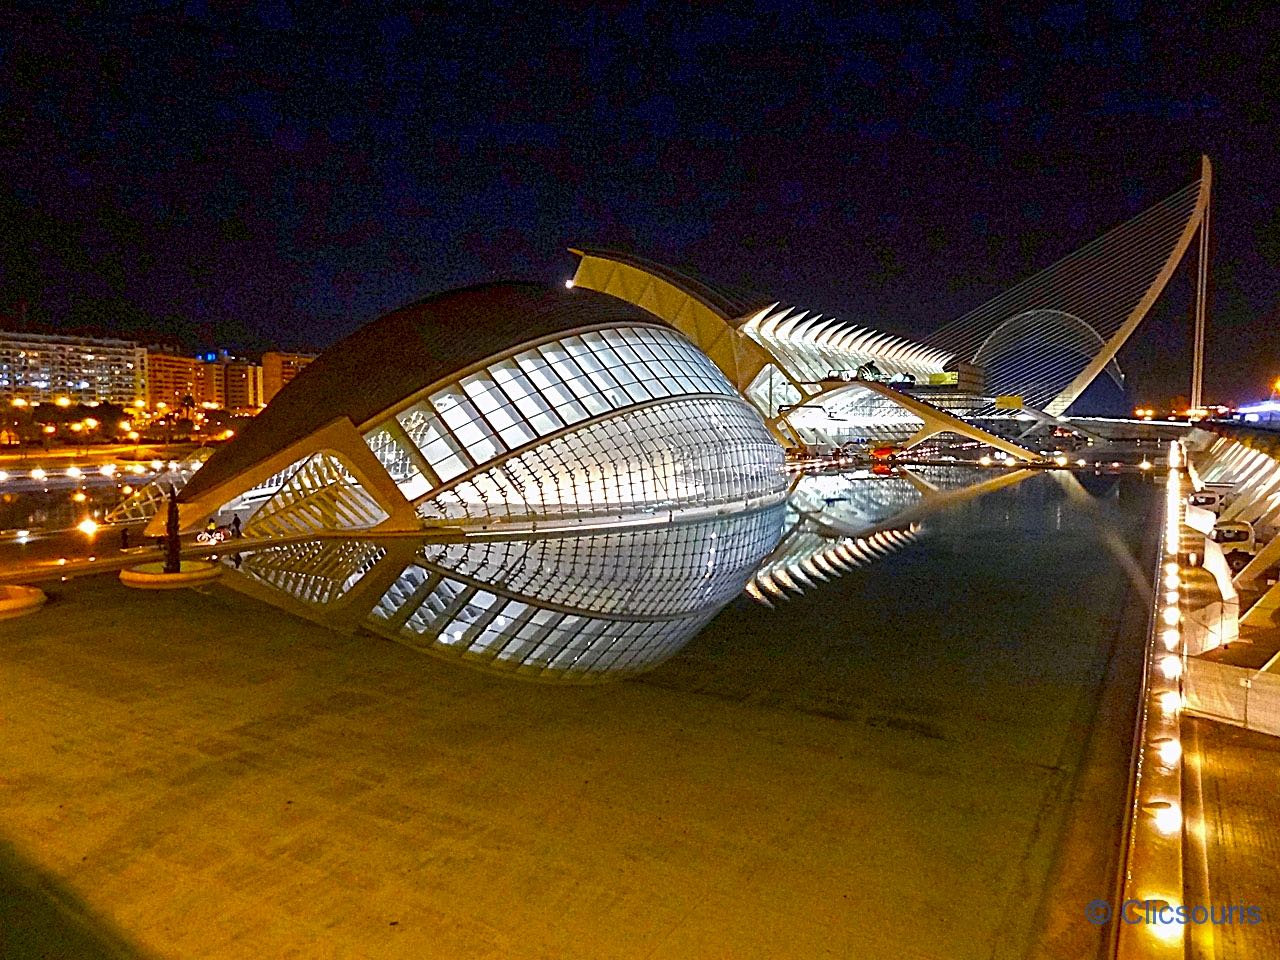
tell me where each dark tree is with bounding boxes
[164,485,181,574]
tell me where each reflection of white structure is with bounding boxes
[150,284,786,536]
[229,506,784,683]
[747,466,1037,603]
[105,448,213,524]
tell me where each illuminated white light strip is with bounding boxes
[1115,437,1187,956]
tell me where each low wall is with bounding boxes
[1185,658,1280,737]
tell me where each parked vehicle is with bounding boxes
[196,525,233,546]
[1211,520,1256,572]
[1188,490,1226,514]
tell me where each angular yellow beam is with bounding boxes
[777,379,1038,462]
[570,252,781,395]
[574,249,1039,461]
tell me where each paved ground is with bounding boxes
[1184,717,1280,960]
[0,476,1156,959]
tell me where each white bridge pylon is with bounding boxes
[930,156,1213,417]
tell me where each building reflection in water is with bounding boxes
[225,468,1029,681]
[748,466,1033,604]
[227,505,785,683]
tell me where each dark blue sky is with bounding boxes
[1,1,1276,403]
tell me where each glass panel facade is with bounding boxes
[231,506,783,683]
[351,324,784,527]
[370,506,781,680]
[418,396,783,524]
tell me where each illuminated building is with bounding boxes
[0,331,145,404]
[147,283,787,536]
[570,158,1211,451]
[261,351,315,403]
[145,352,205,410]
[221,359,264,413]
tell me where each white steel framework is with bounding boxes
[229,507,784,683]
[569,250,1037,457]
[931,157,1212,416]
[153,318,787,536]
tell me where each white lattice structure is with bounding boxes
[573,158,1212,445]
[230,507,783,683]
[104,448,213,524]
[739,302,952,384]
[154,284,787,538]
[569,248,1037,456]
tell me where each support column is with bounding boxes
[1191,191,1210,411]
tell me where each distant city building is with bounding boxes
[0,325,308,414]
[146,352,204,410]
[147,348,268,413]
[261,351,315,403]
[0,330,146,404]
[222,360,264,412]
[196,360,225,408]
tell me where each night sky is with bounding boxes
[1,2,1277,404]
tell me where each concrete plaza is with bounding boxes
[0,481,1155,958]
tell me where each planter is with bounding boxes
[0,585,47,619]
[119,560,222,590]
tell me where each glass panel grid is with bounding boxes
[419,396,784,524]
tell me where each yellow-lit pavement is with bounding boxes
[1184,717,1280,959]
[0,475,1161,959]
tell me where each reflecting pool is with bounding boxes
[227,507,785,682]
[222,466,1039,682]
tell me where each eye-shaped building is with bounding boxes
[156,282,787,536]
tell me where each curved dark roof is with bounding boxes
[572,248,774,321]
[183,282,664,501]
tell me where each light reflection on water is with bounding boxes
[0,479,130,534]
[223,467,1048,683]
[228,507,784,683]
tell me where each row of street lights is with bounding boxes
[1114,442,1189,956]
